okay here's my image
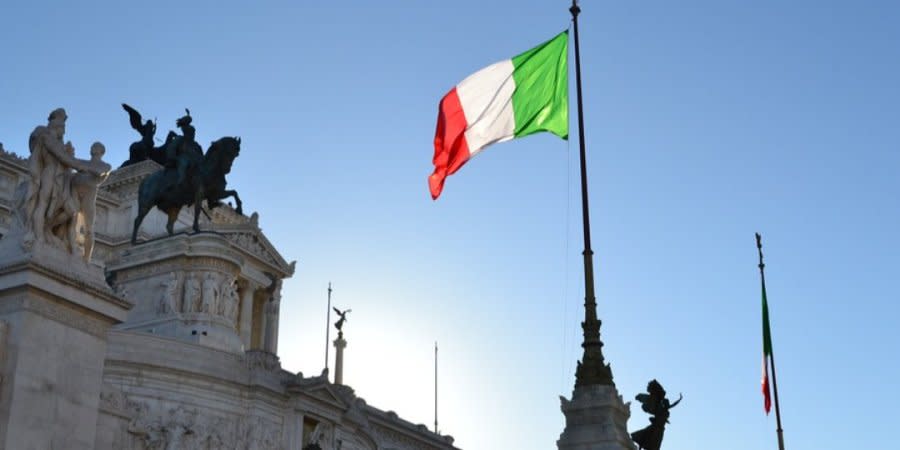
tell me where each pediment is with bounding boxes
[290,380,350,410]
[218,226,295,277]
[310,384,348,407]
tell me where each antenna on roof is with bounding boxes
[325,282,332,375]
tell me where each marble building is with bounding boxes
[0,114,457,450]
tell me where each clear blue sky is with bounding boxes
[2,1,898,449]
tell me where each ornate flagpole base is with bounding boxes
[558,385,636,450]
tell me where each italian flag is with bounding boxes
[761,274,773,414]
[429,31,569,199]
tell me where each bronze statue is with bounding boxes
[165,109,204,186]
[120,104,157,167]
[131,131,243,243]
[631,380,682,450]
[333,307,351,333]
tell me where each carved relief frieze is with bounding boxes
[118,396,283,450]
[157,272,181,315]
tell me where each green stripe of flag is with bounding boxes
[762,281,773,356]
[511,30,569,140]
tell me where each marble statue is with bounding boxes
[221,278,239,323]
[184,274,201,313]
[46,142,111,262]
[201,273,218,314]
[20,108,109,259]
[158,273,180,314]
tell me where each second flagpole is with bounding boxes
[757,235,786,450]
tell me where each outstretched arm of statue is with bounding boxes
[41,134,104,175]
[670,393,683,409]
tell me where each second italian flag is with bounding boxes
[429,31,570,199]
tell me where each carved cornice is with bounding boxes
[245,349,281,372]
[365,403,457,449]
[222,230,295,277]
[0,294,110,338]
[107,233,244,277]
[0,249,129,312]
[100,159,162,192]
[0,146,28,169]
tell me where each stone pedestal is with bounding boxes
[333,334,347,385]
[107,233,252,354]
[558,385,636,450]
[0,241,131,450]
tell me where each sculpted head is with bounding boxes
[48,108,68,139]
[90,142,106,158]
[48,108,67,123]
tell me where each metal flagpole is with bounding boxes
[570,0,613,387]
[434,341,439,434]
[325,282,332,373]
[756,235,786,450]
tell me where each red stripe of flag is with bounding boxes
[429,87,470,200]
[762,356,771,414]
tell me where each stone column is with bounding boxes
[263,299,278,353]
[333,334,347,385]
[270,288,281,355]
[237,280,257,350]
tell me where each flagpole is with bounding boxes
[570,0,613,387]
[325,282,332,374]
[434,341,439,434]
[756,234,785,450]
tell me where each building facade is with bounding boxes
[0,140,457,450]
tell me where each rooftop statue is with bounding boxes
[131,109,243,244]
[119,104,156,167]
[119,103,178,167]
[17,108,110,260]
[333,307,351,334]
[631,380,682,450]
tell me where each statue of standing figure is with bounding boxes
[157,273,180,315]
[183,274,201,313]
[200,273,218,314]
[47,142,111,262]
[631,380,682,450]
[19,108,110,260]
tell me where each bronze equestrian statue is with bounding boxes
[131,111,243,243]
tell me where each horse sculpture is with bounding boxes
[131,136,242,244]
